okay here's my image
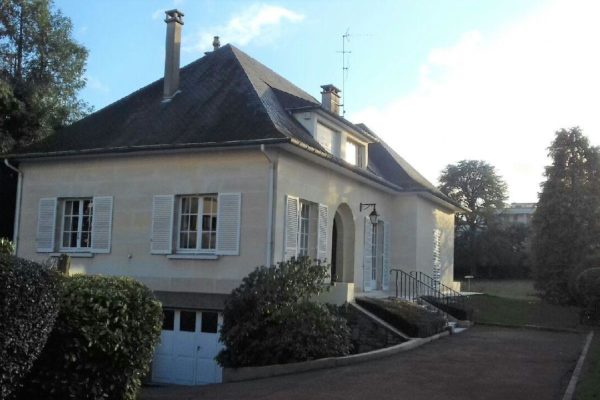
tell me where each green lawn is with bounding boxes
[461,279,539,301]
[467,294,582,331]
[576,330,600,400]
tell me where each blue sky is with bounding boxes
[55,0,600,202]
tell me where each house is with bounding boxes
[497,202,536,226]
[4,10,463,385]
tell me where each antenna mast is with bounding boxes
[340,29,351,116]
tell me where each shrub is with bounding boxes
[20,275,163,400]
[0,255,61,400]
[217,258,351,368]
[569,258,600,325]
[355,297,446,338]
[0,237,15,255]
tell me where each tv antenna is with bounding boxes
[337,29,351,116]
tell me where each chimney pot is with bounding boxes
[163,9,184,100]
[320,84,341,115]
[213,36,221,51]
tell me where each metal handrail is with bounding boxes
[409,270,465,308]
[390,268,465,310]
[390,268,446,304]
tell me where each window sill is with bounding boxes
[50,252,94,258]
[166,254,219,260]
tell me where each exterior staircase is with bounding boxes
[389,268,470,331]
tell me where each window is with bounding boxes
[61,199,93,250]
[151,193,241,256]
[180,311,196,332]
[298,201,310,257]
[284,196,328,261]
[36,196,113,254]
[345,139,364,167]
[316,122,340,156]
[177,195,218,252]
[201,312,219,333]
[162,309,175,331]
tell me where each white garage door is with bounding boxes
[152,309,224,385]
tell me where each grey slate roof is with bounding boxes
[9,44,460,209]
[18,45,322,154]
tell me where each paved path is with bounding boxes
[141,326,585,400]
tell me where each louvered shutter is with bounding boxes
[433,229,442,289]
[36,198,57,253]
[382,221,391,290]
[91,196,113,253]
[363,216,373,291]
[284,195,299,261]
[151,195,174,254]
[216,193,242,255]
[317,204,328,262]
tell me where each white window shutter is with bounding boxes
[284,195,299,261]
[151,195,174,254]
[433,229,442,287]
[91,196,113,254]
[216,193,242,256]
[36,198,57,253]
[363,216,373,291]
[317,204,328,262]
[382,221,391,291]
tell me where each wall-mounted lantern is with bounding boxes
[359,203,379,225]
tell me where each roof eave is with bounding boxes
[3,137,291,161]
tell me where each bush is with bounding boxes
[0,237,15,255]
[569,258,600,325]
[355,297,446,338]
[217,258,351,368]
[0,255,61,400]
[20,275,163,400]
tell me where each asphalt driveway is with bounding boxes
[141,326,585,400]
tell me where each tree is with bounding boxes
[531,127,600,303]
[0,0,90,152]
[439,160,508,276]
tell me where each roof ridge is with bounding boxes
[227,46,283,135]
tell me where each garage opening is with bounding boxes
[152,309,223,385]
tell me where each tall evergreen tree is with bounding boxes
[439,160,508,276]
[531,127,600,303]
[0,0,90,152]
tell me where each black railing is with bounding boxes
[389,268,421,301]
[410,272,463,298]
[390,268,465,310]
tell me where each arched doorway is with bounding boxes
[332,203,355,283]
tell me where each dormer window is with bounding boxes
[316,122,340,157]
[345,140,358,166]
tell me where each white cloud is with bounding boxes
[183,3,304,53]
[351,0,600,202]
[86,76,109,94]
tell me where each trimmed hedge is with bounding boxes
[20,275,163,400]
[0,255,61,400]
[217,258,351,368]
[421,296,473,321]
[355,297,446,338]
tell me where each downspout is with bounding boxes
[260,144,276,267]
[4,159,22,255]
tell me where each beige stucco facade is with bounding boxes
[15,145,458,302]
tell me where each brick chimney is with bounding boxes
[163,9,184,100]
[320,84,341,115]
